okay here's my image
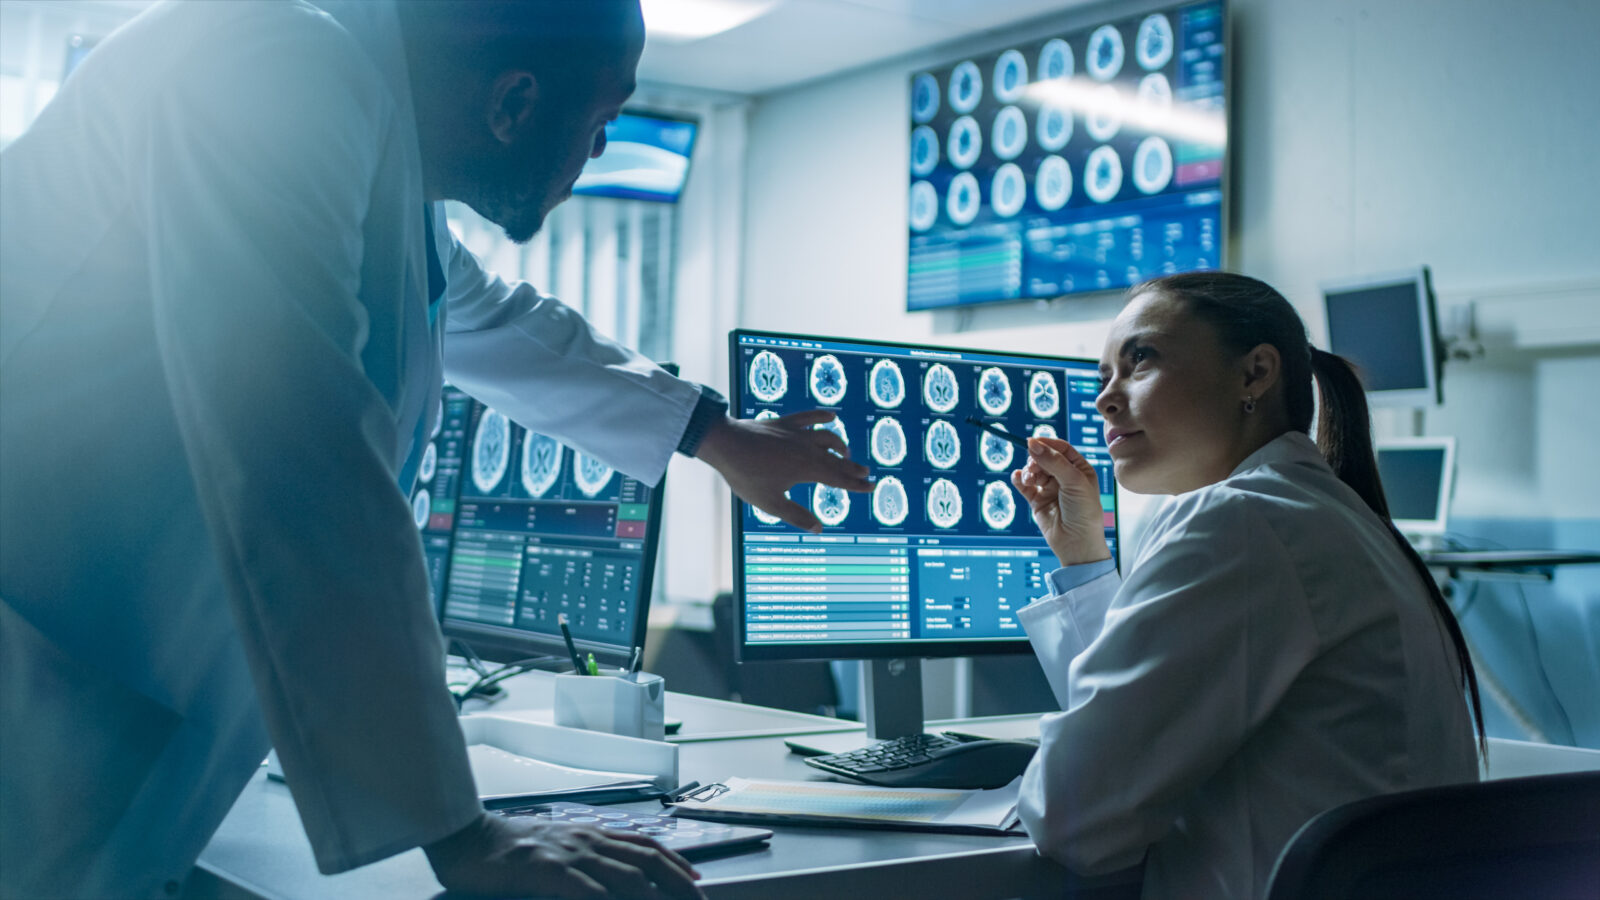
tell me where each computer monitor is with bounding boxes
[438,379,671,668]
[414,386,475,611]
[730,330,1118,737]
[1376,437,1456,539]
[1322,266,1443,406]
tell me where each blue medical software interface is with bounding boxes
[733,332,1118,647]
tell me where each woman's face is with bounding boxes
[1096,290,1250,495]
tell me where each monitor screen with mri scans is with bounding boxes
[906,0,1228,310]
[438,380,671,666]
[731,330,1119,663]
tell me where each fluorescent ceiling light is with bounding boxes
[640,0,777,43]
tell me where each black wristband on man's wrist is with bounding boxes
[676,385,729,456]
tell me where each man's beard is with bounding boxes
[464,148,560,244]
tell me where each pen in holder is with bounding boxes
[553,670,666,741]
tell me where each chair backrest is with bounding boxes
[1266,771,1600,900]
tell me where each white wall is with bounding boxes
[739,0,1600,523]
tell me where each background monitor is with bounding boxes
[1376,437,1456,537]
[573,109,699,203]
[1322,266,1443,406]
[906,0,1228,310]
[439,372,673,667]
[415,386,474,611]
[731,330,1119,736]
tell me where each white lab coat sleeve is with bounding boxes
[136,11,480,874]
[1016,494,1319,875]
[440,230,699,486]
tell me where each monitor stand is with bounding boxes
[785,659,926,757]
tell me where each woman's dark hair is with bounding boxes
[1132,271,1485,756]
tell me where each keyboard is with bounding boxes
[803,732,1040,789]
[806,732,966,780]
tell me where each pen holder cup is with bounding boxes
[553,671,666,741]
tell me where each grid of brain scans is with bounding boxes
[907,1,1226,310]
[443,400,658,648]
[415,386,473,608]
[734,331,1119,646]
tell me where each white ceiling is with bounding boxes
[637,0,1092,96]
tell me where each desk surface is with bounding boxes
[192,680,1130,900]
[1420,549,1600,570]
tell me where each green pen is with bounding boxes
[585,653,599,676]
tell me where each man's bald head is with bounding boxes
[398,0,645,240]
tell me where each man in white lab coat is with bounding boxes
[0,1,866,897]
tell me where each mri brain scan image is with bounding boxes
[1085,145,1124,204]
[520,431,563,498]
[809,354,848,405]
[418,441,438,485]
[911,72,940,123]
[870,359,906,408]
[755,409,779,421]
[1085,85,1123,142]
[993,49,1028,103]
[813,484,851,527]
[573,452,615,498]
[1032,423,1058,440]
[1137,14,1174,70]
[1029,371,1060,418]
[945,172,981,226]
[925,419,961,469]
[1087,24,1125,81]
[926,478,963,529]
[1036,104,1072,152]
[1139,72,1172,110]
[949,61,982,113]
[872,476,910,527]
[749,350,788,402]
[982,481,1017,529]
[471,409,511,494]
[412,488,431,529]
[1035,156,1072,211]
[980,428,1016,472]
[814,416,849,455]
[752,490,787,525]
[909,180,938,232]
[1133,136,1174,195]
[923,363,960,413]
[978,367,1013,415]
[911,126,939,177]
[991,164,1026,219]
[1038,38,1074,81]
[991,106,1027,161]
[947,116,982,170]
[871,417,908,466]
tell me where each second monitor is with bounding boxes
[731,330,1119,737]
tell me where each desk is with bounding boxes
[189,679,1136,900]
[1421,549,1600,581]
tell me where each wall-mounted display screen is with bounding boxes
[906,0,1227,310]
[574,109,699,204]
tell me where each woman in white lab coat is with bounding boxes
[1009,272,1483,899]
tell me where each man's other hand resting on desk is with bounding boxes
[426,812,704,899]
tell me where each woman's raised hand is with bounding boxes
[1012,437,1114,567]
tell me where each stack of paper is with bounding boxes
[668,776,1023,835]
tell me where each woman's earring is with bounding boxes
[1243,395,1256,414]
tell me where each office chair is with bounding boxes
[1265,770,1600,899]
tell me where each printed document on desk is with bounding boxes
[668,776,1023,835]
[467,744,656,802]
[460,713,679,801]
